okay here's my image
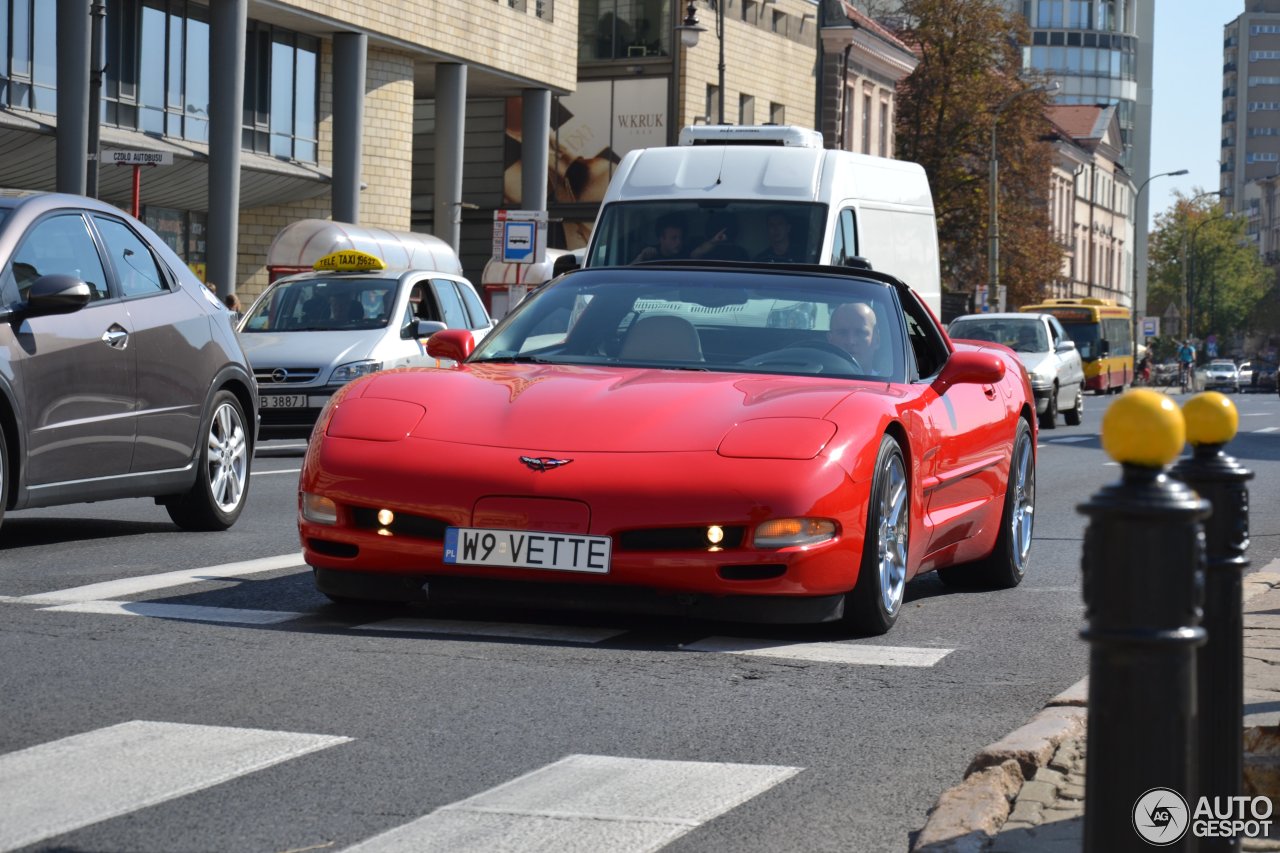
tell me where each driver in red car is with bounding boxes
[828,302,881,372]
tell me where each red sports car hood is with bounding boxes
[344,363,871,452]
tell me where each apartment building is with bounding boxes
[1223,0,1280,252]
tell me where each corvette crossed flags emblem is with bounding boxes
[519,456,573,472]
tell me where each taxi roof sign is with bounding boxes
[313,250,387,272]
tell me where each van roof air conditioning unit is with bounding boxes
[678,124,824,148]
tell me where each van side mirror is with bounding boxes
[931,350,1005,396]
[426,328,475,362]
[1100,339,1111,355]
[844,256,873,270]
[553,253,581,276]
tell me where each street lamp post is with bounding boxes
[987,81,1059,312]
[1130,168,1188,368]
[1185,204,1232,345]
[676,0,725,125]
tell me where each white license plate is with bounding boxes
[443,527,611,574]
[260,394,307,409]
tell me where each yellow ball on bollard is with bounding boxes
[1183,391,1239,447]
[1100,388,1186,468]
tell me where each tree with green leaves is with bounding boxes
[892,0,1062,310]
[1146,192,1271,347]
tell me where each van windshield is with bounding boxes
[241,277,397,332]
[587,201,827,267]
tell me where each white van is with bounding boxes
[581,124,942,315]
[240,246,493,438]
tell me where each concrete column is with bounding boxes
[520,88,551,212]
[332,33,367,225]
[208,0,247,298]
[433,63,467,252]
[56,0,91,195]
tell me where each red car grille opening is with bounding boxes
[308,538,358,558]
[349,507,448,540]
[718,564,787,581]
[615,527,746,552]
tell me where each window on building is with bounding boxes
[579,0,671,60]
[243,21,319,162]
[770,101,785,125]
[739,94,755,126]
[707,84,720,124]
[771,9,784,34]
[879,100,889,155]
[861,92,871,154]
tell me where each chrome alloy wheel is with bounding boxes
[206,400,249,513]
[1009,432,1035,570]
[877,452,909,615]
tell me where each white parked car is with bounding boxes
[1238,360,1254,390]
[948,312,1085,429]
[1203,359,1241,393]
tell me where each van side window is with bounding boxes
[831,209,857,266]
[432,279,469,329]
[900,290,949,380]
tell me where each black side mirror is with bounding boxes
[23,274,93,317]
[1099,339,1111,355]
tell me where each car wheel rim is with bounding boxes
[1010,434,1035,569]
[207,401,248,513]
[878,453,908,615]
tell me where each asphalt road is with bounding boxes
[1,388,1277,853]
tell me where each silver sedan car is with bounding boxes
[1203,359,1241,393]
[0,192,258,534]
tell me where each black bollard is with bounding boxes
[1171,395,1253,853]
[1080,459,1209,852]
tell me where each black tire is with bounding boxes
[1038,385,1058,430]
[165,390,251,531]
[844,435,909,636]
[937,418,1035,589]
[1063,387,1083,426]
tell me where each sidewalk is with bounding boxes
[911,562,1280,853]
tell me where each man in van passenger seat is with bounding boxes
[754,212,800,263]
[633,214,732,263]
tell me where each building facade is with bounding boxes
[1222,0,1280,245]
[1044,104,1134,304]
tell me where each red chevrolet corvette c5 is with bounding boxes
[298,264,1036,635]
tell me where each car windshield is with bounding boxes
[1210,361,1235,370]
[241,277,396,332]
[948,317,1048,353]
[469,268,905,381]
[586,201,828,267]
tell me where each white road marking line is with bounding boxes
[352,617,624,644]
[251,468,301,476]
[0,720,350,853]
[341,754,801,853]
[39,600,305,625]
[18,553,306,604]
[1256,426,1279,434]
[1046,436,1092,443]
[683,637,953,667]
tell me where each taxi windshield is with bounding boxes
[241,277,396,332]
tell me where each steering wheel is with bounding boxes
[744,342,862,374]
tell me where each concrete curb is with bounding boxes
[911,680,1087,853]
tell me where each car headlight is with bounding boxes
[753,518,838,549]
[330,360,383,384]
[1029,368,1054,389]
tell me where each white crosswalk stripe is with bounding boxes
[1257,426,1279,434]
[683,636,953,666]
[17,553,305,605]
[4,560,956,667]
[0,720,350,852]
[341,754,802,853]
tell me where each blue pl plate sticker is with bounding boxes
[443,528,459,562]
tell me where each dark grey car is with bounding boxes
[0,192,258,534]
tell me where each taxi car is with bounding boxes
[0,192,257,534]
[298,263,1036,636]
[238,251,493,438]
[947,313,1084,430]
